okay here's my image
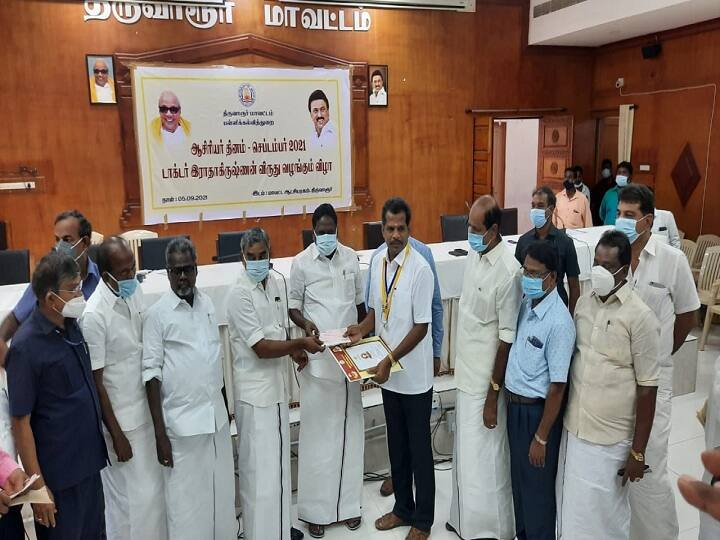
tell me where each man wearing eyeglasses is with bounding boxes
[151,90,191,147]
[504,240,575,540]
[89,58,115,104]
[0,210,100,367]
[6,252,108,538]
[142,238,235,540]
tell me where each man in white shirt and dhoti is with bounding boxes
[557,230,660,540]
[82,237,166,540]
[346,198,435,540]
[227,227,324,540]
[289,205,367,539]
[447,196,522,540]
[142,237,235,540]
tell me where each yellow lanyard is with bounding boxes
[381,243,410,324]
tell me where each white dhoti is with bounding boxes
[236,400,291,540]
[297,372,364,525]
[629,366,678,540]
[102,422,167,540]
[557,430,631,540]
[449,390,515,540]
[164,422,235,540]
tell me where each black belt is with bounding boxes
[505,389,544,405]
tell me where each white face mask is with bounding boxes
[591,265,625,297]
[53,293,87,319]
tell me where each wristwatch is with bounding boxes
[490,378,501,392]
[630,448,645,463]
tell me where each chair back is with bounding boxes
[120,230,158,269]
[681,239,697,265]
[0,249,30,285]
[440,215,467,242]
[692,234,720,269]
[302,230,314,250]
[90,231,104,245]
[138,235,190,271]
[363,221,384,250]
[215,231,247,263]
[697,246,720,293]
[500,208,518,235]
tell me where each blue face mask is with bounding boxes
[615,175,629,188]
[315,233,337,257]
[54,238,85,262]
[245,259,270,283]
[615,216,650,244]
[530,208,548,229]
[522,274,549,299]
[468,230,489,253]
[107,274,138,300]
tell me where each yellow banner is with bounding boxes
[132,65,353,224]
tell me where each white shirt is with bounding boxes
[227,270,290,408]
[289,242,364,381]
[161,126,186,147]
[370,88,387,106]
[575,181,591,204]
[82,281,150,432]
[309,120,337,150]
[142,290,227,438]
[630,234,700,366]
[368,245,434,395]
[94,83,114,103]
[455,244,522,397]
[652,209,681,249]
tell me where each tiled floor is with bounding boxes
[22,326,720,539]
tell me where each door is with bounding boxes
[473,115,493,201]
[537,115,574,192]
[596,116,619,178]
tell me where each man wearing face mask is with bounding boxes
[288,205,366,538]
[6,253,108,538]
[505,241,575,540]
[81,237,166,540]
[0,210,99,366]
[557,231,660,540]
[591,159,615,225]
[600,161,633,225]
[614,185,700,540]
[227,227,323,540]
[572,166,591,203]
[554,168,592,230]
[515,186,581,315]
[446,196,522,540]
[142,238,235,540]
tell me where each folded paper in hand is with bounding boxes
[318,329,351,347]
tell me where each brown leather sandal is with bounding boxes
[374,512,408,531]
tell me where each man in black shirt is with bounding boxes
[514,186,581,315]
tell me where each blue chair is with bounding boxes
[139,236,190,271]
[0,249,30,285]
[215,231,246,263]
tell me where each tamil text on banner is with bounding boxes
[132,65,353,224]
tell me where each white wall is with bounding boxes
[502,119,539,234]
[529,0,720,46]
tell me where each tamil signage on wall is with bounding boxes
[83,1,236,28]
[132,65,353,225]
[263,2,372,32]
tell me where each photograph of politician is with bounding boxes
[369,65,388,107]
[308,89,337,150]
[150,90,192,148]
[87,54,116,104]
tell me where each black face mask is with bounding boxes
[563,179,575,190]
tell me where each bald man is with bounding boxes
[447,196,522,540]
[90,59,115,103]
[151,91,191,147]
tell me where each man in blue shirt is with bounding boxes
[366,235,444,499]
[6,252,108,538]
[505,240,575,540]
[599,161,633,225]
[0,210,100,366]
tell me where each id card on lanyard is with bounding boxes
[380,243,411,327]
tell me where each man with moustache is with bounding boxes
[308,90,337,150]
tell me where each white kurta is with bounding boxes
[236,400,291,540]
[102,423,167,540]
[449,390,514,539]
[556,430,631,540]
[700,354,720,540]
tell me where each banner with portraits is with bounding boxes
[132,65,353,225]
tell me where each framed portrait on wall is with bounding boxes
[86,54,117,105]
[368,65,388,107]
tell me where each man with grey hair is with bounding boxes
[151,90,191,147]
[142,238,234,540]
[227,227,324,540]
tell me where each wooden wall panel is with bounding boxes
[0,0,594,264]
[593,20,720,239]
